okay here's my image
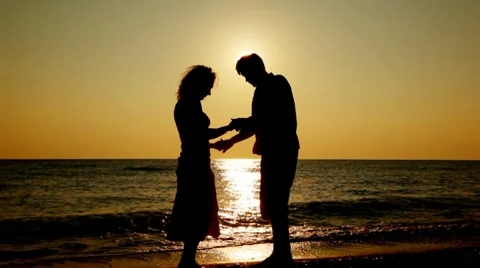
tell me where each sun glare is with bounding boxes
[214,159,260,221]
[237,50,255,60]
[216,244,271,263]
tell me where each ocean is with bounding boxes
[0,159,479,265]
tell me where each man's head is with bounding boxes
[235,53,267,87]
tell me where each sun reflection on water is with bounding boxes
[213,159,261,224]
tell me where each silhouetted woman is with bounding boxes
[167,65,234,268]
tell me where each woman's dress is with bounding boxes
[166,98,220,241]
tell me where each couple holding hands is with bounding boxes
[209,118,249,152]
[167,53,300,268]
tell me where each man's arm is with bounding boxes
[227,128,255,144]
[212,129,254,153]
[229,116,254,131]
[209,114,254,141]
[229,116,255,142]
[211,117,255,152]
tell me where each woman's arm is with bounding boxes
[207,125,233,140]
[210,129,254,152]
[208,115,256,140]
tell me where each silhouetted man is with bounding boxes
[213,53,300,267]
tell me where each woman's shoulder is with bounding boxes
[174,100,182,113]
[174,99,200,115]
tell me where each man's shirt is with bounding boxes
[246,73,300,155]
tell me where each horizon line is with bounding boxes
[0,158,479,161]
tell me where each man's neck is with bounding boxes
[257,72,270,86]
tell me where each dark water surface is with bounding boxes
[1,159,479,263]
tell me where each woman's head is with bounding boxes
[177,65,217,101]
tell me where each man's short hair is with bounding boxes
[235,53,266,75]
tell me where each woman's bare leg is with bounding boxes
[178,239,200,267]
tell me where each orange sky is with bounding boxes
[1,0,479,160]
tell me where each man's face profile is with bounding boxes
[242,70,258,87]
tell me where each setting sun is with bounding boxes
[1,1,479,267]
[1,0,479,160]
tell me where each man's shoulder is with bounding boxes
[272,73,287,80]
[256,73,291,94]
[271,73,291,90]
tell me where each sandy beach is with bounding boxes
[3,240,478,268]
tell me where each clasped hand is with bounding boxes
[210,139,234,153]
[228,117,249,131]
[210,118,248,152]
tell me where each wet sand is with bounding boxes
[3,240,479,268]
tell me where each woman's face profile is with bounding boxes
[199,79,214,100]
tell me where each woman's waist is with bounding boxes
[177,155,212,176]
[180,143,209,153]
[178,150,211,165]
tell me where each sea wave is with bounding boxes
[1,219,479,264]
[0,208,479,265]
[0,211,170,244]
[289,196,479,217]
[1,196,479,244]
[123,166,174,172]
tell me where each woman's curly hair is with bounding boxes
[176,65,216,100]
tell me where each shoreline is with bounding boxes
[3,240,479,268]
